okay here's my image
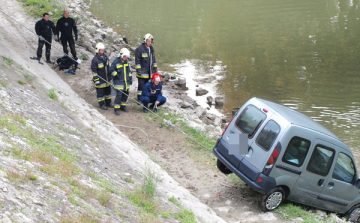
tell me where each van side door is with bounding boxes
[313,151,358,213]
[292,139,335,206]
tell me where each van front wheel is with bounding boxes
[217,159,232,175]
[258,187,285,212]
[346,204,360,222]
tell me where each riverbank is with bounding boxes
[0,0,349,222]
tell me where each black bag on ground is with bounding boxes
[56,56,77,70]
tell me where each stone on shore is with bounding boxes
[195,106,206,118]
[215,97,224,106]
[196,88,208,96]
[207,96,213,104]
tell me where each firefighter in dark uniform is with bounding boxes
[56,10,78,60]
[109,48,132,116]
[34,13,57,63]
[91,43,113,110]
[140,73,166,113]
[135,33,157,102]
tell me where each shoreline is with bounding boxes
[65,0,228,137]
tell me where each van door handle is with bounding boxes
[328,182,334,187]
[318,179,324,186]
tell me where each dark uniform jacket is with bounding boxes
[35,19,56,37]
[91,54,111,88]
[110,57,132,91]
[142,81,163,102]
[56,17,77,38]
[135,44,157,79]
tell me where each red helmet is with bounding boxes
[151,73,161,83]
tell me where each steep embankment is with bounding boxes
[0,0,227,222]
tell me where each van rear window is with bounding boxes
[235,105,266,137]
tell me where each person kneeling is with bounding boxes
[140,73,166,113]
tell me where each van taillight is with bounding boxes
[222,116,235,135]
[262,143,282,176]
[265,148,279,167]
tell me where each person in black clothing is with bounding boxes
[34,13,57,63]
[56,10,78,60]
[135,33,157,102]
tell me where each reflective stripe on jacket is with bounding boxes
[110,57,132,90]
[135,44,157,79]
[91,53,111,88]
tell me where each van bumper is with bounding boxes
[213,139,276,194]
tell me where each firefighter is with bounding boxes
[91,43,113,110]
[109,48,132,116]
[140,73,166,113]
[135,33,157,102]
[33,13,57,63]
[56,10,78,60]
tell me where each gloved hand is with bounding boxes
[75,34,78,41]
[54,35,59,42]
[39,35,45,41]
[95,80,100,85]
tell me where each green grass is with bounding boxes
[2,56,13,65]
[169,196,181,207]
[0,82,7,87]
[22,0,65,20]
[275,203,325,223]
[18,80,26,85]
[24,74,33,82]
[49,88,58,101]
[168,196,196,223]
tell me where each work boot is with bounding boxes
[143,107,148,113]
[46,59,53,64]
[120,106,129,112]
[100,104,108,110]
[106,103,114,108]
[115,110,120,116]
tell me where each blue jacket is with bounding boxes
[141,81,163,101]
[110,57,132,90]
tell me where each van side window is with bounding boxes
[307,145,335,176]
[235,105,266,137]
[256,120,280,151]
[332,153,355,183]
[282,137,311,167]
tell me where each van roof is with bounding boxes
[255,98,339,140]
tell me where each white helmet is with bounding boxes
[119,48,130,59]
[95,42,105,53]
[143,33,153,43]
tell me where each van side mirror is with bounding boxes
[355,179,360,189]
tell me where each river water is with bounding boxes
[84,0,360,158]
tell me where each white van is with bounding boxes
[213,97,360,222]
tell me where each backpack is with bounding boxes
[56,56,77,70]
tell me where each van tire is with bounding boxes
[258,187,285,212]
[217,159,232,174]
[346,204,360,222]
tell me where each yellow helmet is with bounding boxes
[119,48,130,59]
[143,33,153,43]
[95,42,105,53]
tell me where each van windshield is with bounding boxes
[235,105,266,137]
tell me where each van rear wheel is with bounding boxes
[258,187,285,212]
[346,204,360,222]
[217,159,232,174]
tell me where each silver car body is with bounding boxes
[213,97,360,214]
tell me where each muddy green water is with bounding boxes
[84,0,360,157]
